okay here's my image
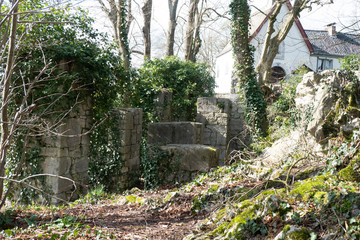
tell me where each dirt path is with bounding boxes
[1,187,208,239]
[66,191,206,239]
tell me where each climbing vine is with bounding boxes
[230,0,268,137]
[4,2,127,202]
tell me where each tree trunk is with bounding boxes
[255,0,308,85]
[230,0,268,136]
[142,0,152,59]
[166,0,179,56]
[0,1,18,201]
[98,0,131,69]
[184,0,200,62]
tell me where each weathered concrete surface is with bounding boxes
[148,122,204,145]
[161,144,218,172]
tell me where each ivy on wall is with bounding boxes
[230,0,268,137]
[5,2,127,201]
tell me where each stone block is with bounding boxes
[120,146,131,155]
[197,97,231,114]
[74,158,88,173]
[131,134,137,145]
[160,144,218,172]
[42,135,61,148]
[203,130,212,145]
[57,177,74,194]
[148,122,204,145]
[65,118,82,136]
[81,134,90,146]
[81,145,90,156]
[197,97,217,113]
[128,156,140,171]
[216,133,227,146]
[120,130,132,145]
[40,147,68,158]
[58,157,71,175]
[67,136,81,148]
[136,125,142,134]
[218,149,226,166]
[69,148,81,158]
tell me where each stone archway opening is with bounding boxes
[270,66,286,83]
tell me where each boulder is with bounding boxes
[295,70,360,143]
[274,225,312,240]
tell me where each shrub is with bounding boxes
[341,54,360,71]
[130,56,215,124]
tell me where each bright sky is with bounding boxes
[72,0,360,35]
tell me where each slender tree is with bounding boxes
[184,0,200,62]
[0,0,18,201]
[255,0,331,85]
[142,0,152,59]
[166,0,179,56]
[230,0,268,136]
[98,0,132,69]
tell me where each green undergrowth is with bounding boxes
[2,156,360,239]
[185,172,360,239]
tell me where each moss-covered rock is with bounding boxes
[338,159,360,182]
[274,225,312,240]
[120,194,146,204]
[290,177,328,201]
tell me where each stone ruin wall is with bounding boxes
[197,94,250,165]
[38,86,247,203]
[116,108,143,190]
[196,97,231,165]
[40,105,142,203]
[41,98,93,203]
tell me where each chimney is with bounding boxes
[325,25,336,36]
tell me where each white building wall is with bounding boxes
[251,4,315,75]
[215,4,342,94]
[215,48,234,93]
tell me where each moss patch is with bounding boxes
[290,178,328,201]
[286,228,311,240]
[338,160,360,182]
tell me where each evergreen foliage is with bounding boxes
[4,1,127,200]
[230,0,268,137]
[129,56,215,124]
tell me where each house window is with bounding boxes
[317,58,333,71]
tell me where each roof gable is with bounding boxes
[249,1,314,53]
[217,1,314,58]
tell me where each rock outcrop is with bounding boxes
[295,70,360,143]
